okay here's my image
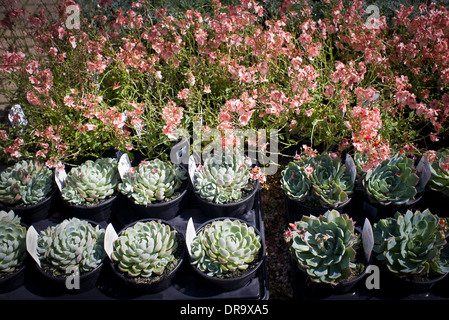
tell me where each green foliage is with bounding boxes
[0,210,27,274]
[428,148,449,198]
[193,154,251,204]
[119,159,187,205]
[61,158,120,206]
[363,153,421,206]
[0,160,53,205]
[112,220,180,278]
[37,218,106,276]
[373,209,449,277]
[288,210,360,285]
[190,218,262,277]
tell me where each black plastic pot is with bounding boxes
[128,184,188,220]
[0,189,56,225]
[35,262,104,294]
[423,189,449,217]
[188,217,266,292]
[108,218,185,295]
[62,193,118,222]
[361,191,422,223]
[0,262,27,294]
[285,195,351,223]
[193,181,259,218]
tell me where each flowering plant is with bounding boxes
[0,0,448,174]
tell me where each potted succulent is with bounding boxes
[188,218,265,291]
[109,219,185,294]
[35,217,106,293]
[192,154,259,218]
[373,209,449,294]
[281,153,355,221]
[118,159,187,220]
[0,210,27,293]
[286,210,370,297]
[0,160,55,224]
[60,157,120,222]
[425,148,449,217]
[362,153,423,219]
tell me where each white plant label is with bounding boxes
[362,218,374,262]
[26,226,41,267]
[104,223,119,260]
[188,155,198,184]
[55,166,67,193]
[118,153,132,179]
[185,217,196,256]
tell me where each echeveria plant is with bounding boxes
[0,210,27,274]
[428,148,449,198]
[0,160,53,206]
[119,159,187,205]
[193,154,252,204]
[287,210,361,285]
[190,218,262,278]
[61,158,120,206]
[363,153,421,206]
[37,218,106,276]
[111,220,180,278]
[373,209,449,278]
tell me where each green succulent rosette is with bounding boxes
[427,148,449,199]
[288,210,360,285]
[61,157,120,206]
[0,210,27,274]
[281,153,354,208]
[118,159,187,205]
[363,153,421,206]
[0,160,53,206]
[373,209,449,278]
[111,220,180,278]
[37,218,106,276]
[190,218,262,278]
[193,154,251,204]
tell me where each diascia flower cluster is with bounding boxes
[0,0,448,170]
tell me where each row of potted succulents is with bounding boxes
[0,210,265,296]
[285,208,449,298]
[0,151,260,224]
[0,152,266,296]
[280,147,449,298]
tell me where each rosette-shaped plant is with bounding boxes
[373,209,449,278]
[37,218,106,276]
[0,210,27,274]
[119,159,187,205]
[363,153,421,206]
[281,161,311,202]
[0,160,53,206]
[287,210,360,285]
[61,158,120,206]
[309,154,354,208]
[111,220,180,278]
[190,219,262,277]
[193,154,251,204]
[428,148,449,198]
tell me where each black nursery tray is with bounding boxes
[284,194,449,301]
[0,188,269,300]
